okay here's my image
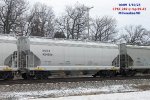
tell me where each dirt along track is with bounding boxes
[0,75,150,85]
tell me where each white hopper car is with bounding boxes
[0,35,150,79]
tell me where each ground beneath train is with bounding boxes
[0,79,150,99]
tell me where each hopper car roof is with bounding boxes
[0,35,150,49]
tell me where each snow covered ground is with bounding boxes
[0,84,147,100]
[0,79,150,100]
[32,90,150,100]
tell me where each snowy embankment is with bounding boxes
[32,91,150,100]
[0,79,150,100]
[0,84,138,99]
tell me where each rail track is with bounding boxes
[0,75,150,85]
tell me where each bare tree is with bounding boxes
[27,3,55,37]
[91,16,117,42]
[0,0,28,35]
[55,15,68,38]
[55,3,88,39]
[120,25,150,45]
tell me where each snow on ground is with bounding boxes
[32,90,150,100]
[0,84,139,100]
[0,79,150,100]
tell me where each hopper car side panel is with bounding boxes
[64,46,85,66]
[84,47,119,66]
[29,42,119,71]
[0,41,17,70]
[127,46,150,69]
[0,40,17,80]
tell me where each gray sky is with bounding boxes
[29,0,150,30]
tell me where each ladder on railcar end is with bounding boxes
[11,51,18,68]
[119,43,134,69]
[119,43,128,68]
[17,36,30,73]
[119,43,133,68]
[119,43,134,76]
[17,51,30,73]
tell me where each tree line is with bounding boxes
[0,0,150,45]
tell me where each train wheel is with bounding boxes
[92,74,96,77]
[22,73,35,80]
[22,73,28,80]
[120,69,136,77]
[108,71,116,77]
[120,69,127,76]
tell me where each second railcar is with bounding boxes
[28,38,120,78]
[126,45,150,74]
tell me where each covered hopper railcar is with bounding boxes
[0,35,150,79]
[28,38,120,79]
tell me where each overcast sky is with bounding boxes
[29,0,150,30]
